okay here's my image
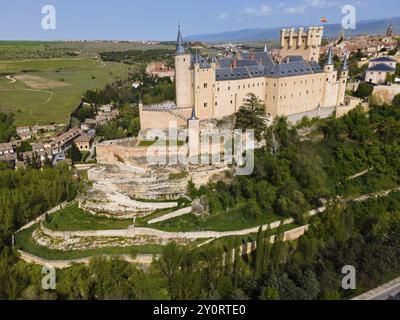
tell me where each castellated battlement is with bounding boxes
[138,25,351,131]
[280,26,324,62]
[280,26,324,48]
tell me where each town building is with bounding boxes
[74,134,93,151]
[0,142,17,162]
[139,25,350,130]
[365,56,396,84]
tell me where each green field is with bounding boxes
[15,224,165,260]
[0,40,174,58]
[0,58,131,125]
[149,206,282,232]
[43,204,133,231]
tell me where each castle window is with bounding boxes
[230,100,233,104]
[204,102,208,108]
[217,88,220,92]
[215,102,218,106]
[204,83,208,88]
[228,86,231,91]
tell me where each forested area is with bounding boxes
[187,102,400,229]
[0,112,16,143]
[0,165,81,248]
[80,71,174,140]
[1,101,400,300]
[1,191,400,300]
[100,49,174,68]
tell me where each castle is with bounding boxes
[139,25,350,130]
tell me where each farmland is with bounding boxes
[0,41,174,126]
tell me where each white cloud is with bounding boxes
[242,4,272,16]
[283,5,307,14]
[218,13,230,19]
[281,0,341,15]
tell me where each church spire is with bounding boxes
[263,41,268,53]
[176,23,185,54]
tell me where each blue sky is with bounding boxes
[0,0,399,40]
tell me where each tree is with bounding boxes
[69,143,82,162]
[0,112,16,143]
[254,226,265,278]
[235,93,266,141]
[16,141,32,153]
[354,82,374,99]
[393,94,400,108]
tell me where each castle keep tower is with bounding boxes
[279,26,324,62]
[175,25,194,110]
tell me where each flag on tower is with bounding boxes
[320,17,328,23]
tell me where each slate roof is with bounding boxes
[370,56,396,62]
[216,65,266,81]
[214,54,323,81]
[367,63,396,72]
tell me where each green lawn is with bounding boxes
[0,58,131,125]
[150,206,282,232]
[15,224,165,260]
[43,204,133,231]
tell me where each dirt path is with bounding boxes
[6,75,16,83]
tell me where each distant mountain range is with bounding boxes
[186,17,400,43]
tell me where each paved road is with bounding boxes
[368,283,400,300]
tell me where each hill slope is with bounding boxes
[186,17,400,43]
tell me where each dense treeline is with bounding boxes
[96,104,141,140]
[0,112,16,143]
[100,49,174,67]
[1,191,400,300]
[1,103,400,300]
[0,165,81,249]
[0,47,78,61]
[82,72,174,107]
[189,103,400,228]
[80,71,174,140]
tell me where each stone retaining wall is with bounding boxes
[18,250,156,269]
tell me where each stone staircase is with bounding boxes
[168,107,193,121]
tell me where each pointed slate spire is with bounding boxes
[189,106,198,120]
[341,53,349,71]
[326,46,333,65]
[176,23,185,54]
[211,49,216,63]
[263,41,268,53]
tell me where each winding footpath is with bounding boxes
[6,75,16,83]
